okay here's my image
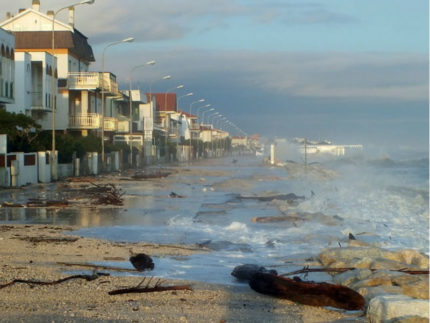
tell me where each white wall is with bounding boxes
[9,52,31,114]
[0,28,15,107]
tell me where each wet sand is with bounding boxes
[0,159,367,322]
[0,224,365,322]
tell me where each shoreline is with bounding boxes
[0,224,364,322]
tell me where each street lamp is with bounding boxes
[101,36,134,166]
[162,84,183,161]
[201,108,214,125]
[128,60,156,167]
[51,0,95,180]
[149,75,171,103]
[188,98,204,161]
[196,104,211,123]
[177,92,193,113]
[164,85,183,112]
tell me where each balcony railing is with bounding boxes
[104,117,118,132]
[69,113,100,129]
[67,72,119,95]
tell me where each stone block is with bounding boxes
[318,247,394,267]
[333,269,372,287]
[367,294,429,323]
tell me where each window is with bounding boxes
[10,82,13,99]
[5,81,8,97]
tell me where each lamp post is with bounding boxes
[177,92,193,111]
[128,60,156,167]
[147,75,171,162]
[201,108,214,125]
[196,104,211,123]
[149,75,171,104]
[212,114,223,157]
[163,84,183,161]
[101,37,134,167]
[164,85,183,112]
[207,112,219,157]
[51,0,95,181]
[188,99,204,161]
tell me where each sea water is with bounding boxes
[78,155,429,285]
[0,155,428,286]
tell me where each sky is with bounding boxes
[3,0,429,156]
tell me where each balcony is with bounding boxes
[66,72,119,95]
[30,91,50,111]
[104,117,118,132]
[69,113,100,129]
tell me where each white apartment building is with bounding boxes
[0,27,15,109]
[0,0,125,139]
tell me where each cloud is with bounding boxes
[2,0,359,44]
[102,48,428,104]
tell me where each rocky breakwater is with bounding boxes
[318,242,429,323]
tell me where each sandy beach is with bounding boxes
[0,224,365,323]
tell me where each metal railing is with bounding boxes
[69,113,101,129]
[67,72,119,94]
[104,117,118,131]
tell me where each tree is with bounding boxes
[0,110,41,152]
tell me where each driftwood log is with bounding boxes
[0,273,107,290]
[231,264,278,282]
[131,171,171,180]
[249,273,365,310]
[109,277,191,295]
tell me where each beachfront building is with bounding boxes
[0,0,131,148]
[0,27,15,110]
[0,1,98,133]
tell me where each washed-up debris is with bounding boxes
[26,198,69,208]
[236,193,305,203]
[252,212,342,226]
[109,277,192,295]
[0,202,24,208]
[249,272,365,310]
[16,235,79,243]
[169,192,186,198]
[0,272,108,290]
[81,182,124,206]
[196,240,252,252]
[194,210,227,222]
[131,171,171,180]
[231,264,278,282]
[65,176,96,183]
[129,253,154,272]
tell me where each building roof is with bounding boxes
[177,110,197,119]
[13,30,94,62]
[145,93,177,112]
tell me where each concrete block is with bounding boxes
[367,294,429,323]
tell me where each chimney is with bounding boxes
[18,9,26,13]
[6,12,11,20]
[32,0,40,11]
[46,10,54,18]
[68,6,75,28]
